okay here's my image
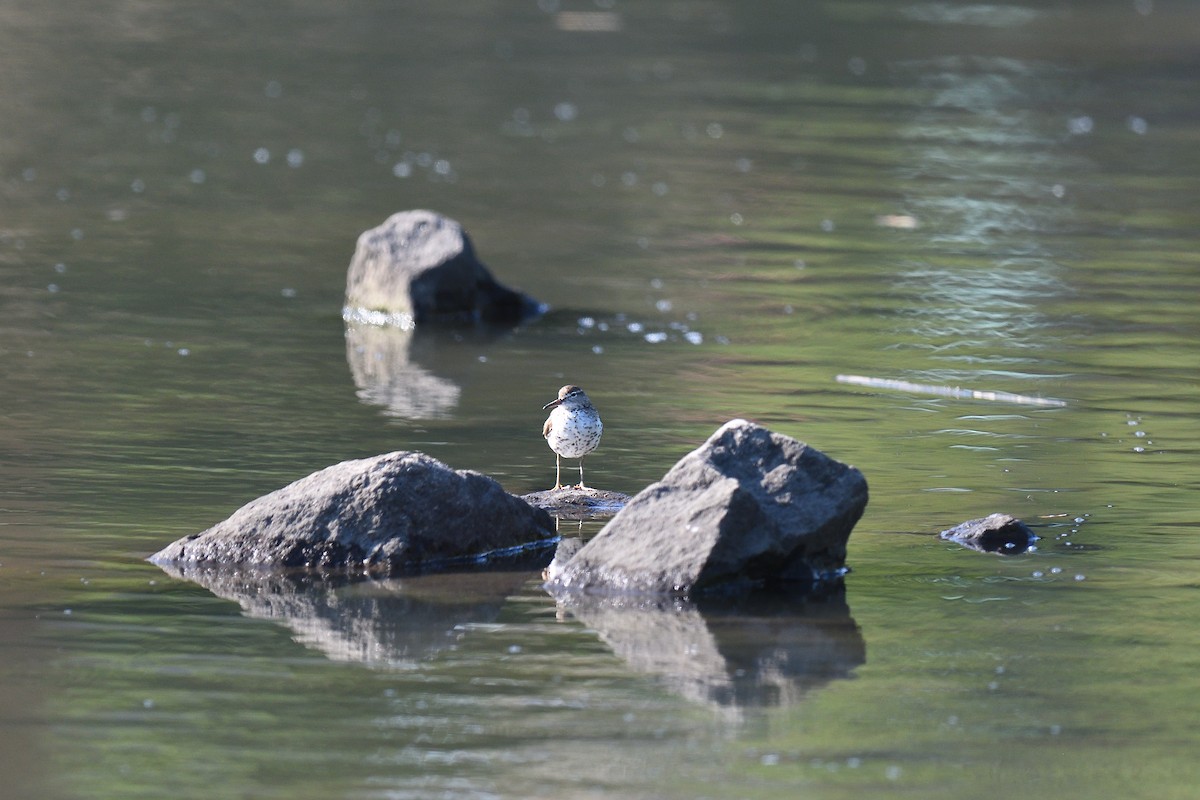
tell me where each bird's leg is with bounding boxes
[553,453,563,490]
[576,456,587,490]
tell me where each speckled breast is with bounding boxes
[546,408,602,458]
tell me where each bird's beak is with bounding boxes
[542,398,562,410]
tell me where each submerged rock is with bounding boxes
[940,513,1038,555]
[345,209,543,325]
[521,486,631,520]
[149,451,556,574]
[544,419,868,597]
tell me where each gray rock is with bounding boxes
[521,486,631,520]
[545,419,868,596]
[940,513,1038,555]
[149,451,557,574]
[345,209,543,325]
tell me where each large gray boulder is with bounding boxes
[149,451,556,574]
[345,210,543,325]
[545,419,868,596]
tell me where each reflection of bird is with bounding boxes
[542,385,603,490]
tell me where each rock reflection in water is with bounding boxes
[548,588,865,712]
[155,562,533,669]
[344,321,464,419]
[156,558,864,715]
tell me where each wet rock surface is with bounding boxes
[940,513,1038,555]
[545,419,868,597]
[521,486,631,520]
[345,209,542,325]
[149,451,557,574]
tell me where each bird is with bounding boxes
[541,384,603,490]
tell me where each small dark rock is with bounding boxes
[545,419,868,597]
[521,486,631,520]
[940,513,1038,555]
[345,209,543,325]
[149,451,557,574]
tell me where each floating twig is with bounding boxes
[836,374,1066,408]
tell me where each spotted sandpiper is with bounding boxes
[542,385,603,490]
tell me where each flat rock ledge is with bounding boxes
[521,487,631,520]
[545,419,868,597]
[149,451,557,575]
[940,513,1038,555]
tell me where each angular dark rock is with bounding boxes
[939,513,1038,555]
[544,419,868,596]
[345,209,543,325]
[149,451,557,574]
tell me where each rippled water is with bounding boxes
[3,2,1200,798]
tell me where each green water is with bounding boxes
[3,2,1200,798]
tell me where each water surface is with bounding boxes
[2,2,1199,798]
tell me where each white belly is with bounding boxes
[546,407,602,458]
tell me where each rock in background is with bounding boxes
[345,209,543,325]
